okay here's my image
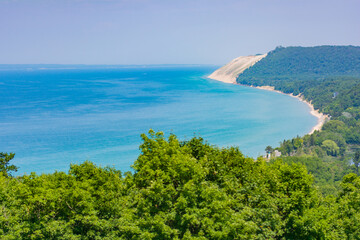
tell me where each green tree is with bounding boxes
[293,137,303,149]
[354,149,360,173]
[2,131,360,239]
[321,140,340,156]
[0,152,18,177]
[265,145,273,154]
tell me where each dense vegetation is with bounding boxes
[2,132,360,239]
[237,46,360,114]
[238,45,360,195]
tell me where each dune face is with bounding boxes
[208,54,267,84]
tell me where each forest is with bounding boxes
[2,45,360,239]
[238,45,360,196]
[1,131,360,239]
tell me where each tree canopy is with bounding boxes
[1,131,360,239]
[0,152,18,177]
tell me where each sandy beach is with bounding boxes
[208,75,329,135]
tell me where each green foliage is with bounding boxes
[265,146,273,154]
[237,46,360,120]
[0,131,347,239]
[277,155,352,196]
[321,140,340,156]
[2,131,360,238]
[355,150,360,170]
[238,45,360,82]
[0,152,18,177]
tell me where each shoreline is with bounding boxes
[253,85,329,135]
[208,77,329,135]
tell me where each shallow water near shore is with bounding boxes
[0,65,317,175]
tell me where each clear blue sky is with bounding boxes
[1,0,359,64]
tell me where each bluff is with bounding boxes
[208,54,266,83]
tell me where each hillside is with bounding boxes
[236,45,360,115]
[238,45,360,79]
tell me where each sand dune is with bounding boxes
[208,54,267,84]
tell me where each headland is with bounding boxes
[208,55,329,135]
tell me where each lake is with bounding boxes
[0,65,317,175]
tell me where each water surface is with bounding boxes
[0,65,317,174]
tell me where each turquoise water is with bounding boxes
[0,65,317,175]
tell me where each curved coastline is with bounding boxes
[207,76,329,135]
[253,85,329,134]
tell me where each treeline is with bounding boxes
[2,131,360,239]
[239,45,360,79]
[238,45,360,116]
[237,46,360,195]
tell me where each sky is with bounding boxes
[1,0,359,65]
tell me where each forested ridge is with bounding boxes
[237,45,360,113]
[2,45,360,239]
[238,45,360,196]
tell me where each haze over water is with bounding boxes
[0,65,317,175]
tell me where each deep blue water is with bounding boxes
[0,65,317,175]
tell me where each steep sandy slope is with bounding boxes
[208,54,267,84]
